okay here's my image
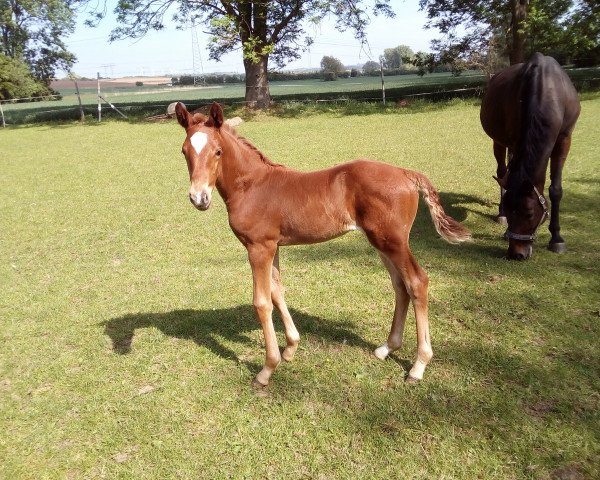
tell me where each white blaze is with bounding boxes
[190,132,208,154]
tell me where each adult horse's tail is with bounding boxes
[410,172,472,244]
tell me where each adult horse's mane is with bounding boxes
[512,56,550,179]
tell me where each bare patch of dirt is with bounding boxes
[524,399,556,418]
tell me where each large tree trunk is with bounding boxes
[244,55,271,109]
[510,0,529,64]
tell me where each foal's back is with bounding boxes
[240,159,420,246]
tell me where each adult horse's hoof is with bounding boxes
[405,375,420,384]
[496,215,508,226]
[548,242,567,254]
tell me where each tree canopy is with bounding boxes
[0,54,46,100]
[85,0,395,108]
[382,45,414,69]
[0,0,79,98]
[419,0,600,72]
[320,55,345,78]
[362,60,381,74]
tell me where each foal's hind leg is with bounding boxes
[373,253,410,360]
[547,135,571,253]
[366,230,433,382]
[390,250,432,382]
[271,247,300,361]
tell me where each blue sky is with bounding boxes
[64,1,438,78]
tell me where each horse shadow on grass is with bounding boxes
[102,306,380,373]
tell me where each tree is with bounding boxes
[320,55,345,79]
[382,45,414,68]
[411,51,435,77]
[419,0,600,72]
[85,1,394,109]
[0,54,46,99]
[362,60,380,74]
[0,1,79,96]
[564,0,600,66]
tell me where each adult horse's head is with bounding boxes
[175,102,224,211]
[498,174,548,260]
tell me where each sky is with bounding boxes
[63,1,439,79]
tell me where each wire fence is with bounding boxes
[1,73,599,126]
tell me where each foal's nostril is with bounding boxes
[189,190,211,210]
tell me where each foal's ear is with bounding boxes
[205,102,224,129]
[175,102,192,129]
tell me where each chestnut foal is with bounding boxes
[175,102,470,386]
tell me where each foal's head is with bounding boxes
[175,102,225,211]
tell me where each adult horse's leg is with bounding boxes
[247,242,281,387]
[373,253,410,361]
[493,141,508,225]
[547,135,571,253]
[271,247,300,362]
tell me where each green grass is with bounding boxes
[1,98,599,479]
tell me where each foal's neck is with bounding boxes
[216,129,281,203]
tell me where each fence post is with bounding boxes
[0,102,5,128]
[379,57,386,106]
[73,79,85,122]
[97,72,102,122]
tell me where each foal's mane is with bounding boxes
[222,124,284,169]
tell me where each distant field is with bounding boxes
[2,72,487,123]
[1,67,598,124]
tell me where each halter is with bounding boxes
[505,185,548,242]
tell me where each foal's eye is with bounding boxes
[216,148,222,157]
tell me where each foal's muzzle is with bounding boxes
[189,190,211,211]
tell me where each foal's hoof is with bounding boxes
[496,215,508,226]
[405,375,420,384]
[252,377,268,389]
[282,347,296,362]
[373,343,391,360]
[548,242,566,254]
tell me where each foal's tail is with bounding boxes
[410,172,472,244]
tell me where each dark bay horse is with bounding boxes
[480,53,580,260]
[175,102,470,386]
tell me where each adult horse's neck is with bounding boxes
[215,128,283,204]
[509,151,549,191]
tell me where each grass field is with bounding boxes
[1,96,599,478]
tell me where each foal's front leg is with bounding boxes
[247,242,281,387]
